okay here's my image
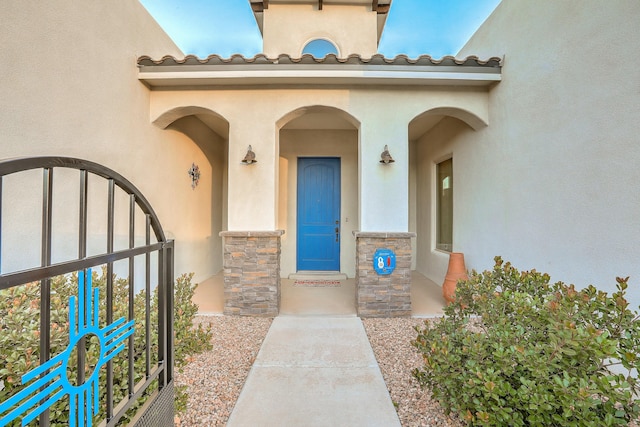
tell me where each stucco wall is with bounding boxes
[262,4,378,57]
[167,116,227,275]
[0,1,222,284]
[149,87,490,277]
[150,88,490,229]
[416,1,640,305]
[413,117,478,283]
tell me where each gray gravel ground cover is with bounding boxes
[174,316,273,426]
[362,318,463,427]
[175,315,460,426]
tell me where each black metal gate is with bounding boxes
[0,157,174,426]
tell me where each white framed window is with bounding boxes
[436,158,453,252]
[302,39,339,58]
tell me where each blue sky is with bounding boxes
[139,0,501,58]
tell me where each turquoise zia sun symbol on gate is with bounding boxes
[0,269,135,427]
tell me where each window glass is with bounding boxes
[302,39,338,58]
[436,158,453,252]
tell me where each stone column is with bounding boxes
[219,230,284,316]
[354,231,416,317]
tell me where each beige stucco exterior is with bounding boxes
[411,0,640,306]
[0,1,223,284]
[262,4,378,57]
[2,0,639,309]
[147,87,490,278]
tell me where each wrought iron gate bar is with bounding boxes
[166,243,175,382]
[0,156,175,427]
[39,168,54,425]
[145,214,152,377]
[79,169,88,259]
[0,157,166,241]
[158,245,167,388]
[0,243,166,290]
[128,194,136,398]
[107,364,163,426]
[78,170,89,391]
[106,178,115,421]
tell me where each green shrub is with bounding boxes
[173,273,213,368]
[413,257,640,426]
[0,268,212,426]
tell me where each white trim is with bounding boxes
[138,69,501,88]
[432,154,453,252]
[301,37,341,58]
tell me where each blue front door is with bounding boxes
[297,157,340,271]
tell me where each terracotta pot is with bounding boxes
[442,252,468,304]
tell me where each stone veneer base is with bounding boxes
[354,231,416,317]
[219,230,284,317]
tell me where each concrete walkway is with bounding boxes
[226,316,402,427]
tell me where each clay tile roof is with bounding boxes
[137,53,502,68]
[137,53,502,88]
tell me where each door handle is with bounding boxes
[335,227,340,242]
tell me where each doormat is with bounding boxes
[293,279,342,287]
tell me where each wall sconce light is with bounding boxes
[188,163,200,189]
[379,145,395,164]
[241,145,257,165]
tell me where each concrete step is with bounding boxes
[288,271,348,280]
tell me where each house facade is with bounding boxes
[1,0,638,316]
[138,0,501,315]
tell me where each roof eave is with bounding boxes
[138,68,501,89]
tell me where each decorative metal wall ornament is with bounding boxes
[0,269,135,427]
[241,145,257,164]
[188,163,201,189]
[380,145,395,164]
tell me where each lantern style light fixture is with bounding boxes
[241,145,257,165]
[379,145,395,164]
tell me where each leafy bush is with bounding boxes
[174,273,213,367]
[413,257,640,426]
[0,268,212,426]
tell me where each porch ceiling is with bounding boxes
[137,54,502,89]
[409,115,443,140]
[282,111,356,130]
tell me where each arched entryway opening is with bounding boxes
[276,106,360,315]
[409,107,487,310]
[153,106,229,313]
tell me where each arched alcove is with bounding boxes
[153,106,230,297]
[153,106,229,139]
[277,105,360,130]
[408,106,487,285]
[409,107,488,139]
[276,106,360,279]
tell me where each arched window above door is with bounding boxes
[302,39,339,58]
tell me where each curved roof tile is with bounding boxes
[137,53,502,68]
